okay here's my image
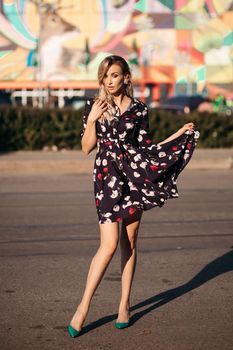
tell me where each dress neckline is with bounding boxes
[113,98,137,117]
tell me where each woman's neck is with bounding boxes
[112,92,131,106]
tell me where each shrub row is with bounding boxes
[0,106,232,152]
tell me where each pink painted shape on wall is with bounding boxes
[175,0,189,11]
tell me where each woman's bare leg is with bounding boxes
[117,210,142,323]
[70,222,119,331]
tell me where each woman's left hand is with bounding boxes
[179,122,195,134]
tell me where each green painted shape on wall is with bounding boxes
[175,14,197,29]
[158,0,174,11]
[196,67,206,82]
[134,0,146,12]
[223,32,233,46]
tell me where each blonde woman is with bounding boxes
[68,55,200,337]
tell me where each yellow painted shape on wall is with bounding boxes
[24,1,40,36]
[58,0,101,47]
[221,12,233,29]
[206,65,233,83]
[179,0,204,13]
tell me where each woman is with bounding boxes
[68,55,200,337]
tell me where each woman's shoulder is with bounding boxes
[133,98,148,111]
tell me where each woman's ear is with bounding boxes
[124,74,130,85]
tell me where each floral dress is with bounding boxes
[81,98,200,224]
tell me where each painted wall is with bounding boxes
[0,0,232,90]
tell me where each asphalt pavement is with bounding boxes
[0,170,233,350]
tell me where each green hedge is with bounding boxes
[0,106,232,152]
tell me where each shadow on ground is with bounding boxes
[77,249,233,335]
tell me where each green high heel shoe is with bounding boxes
[115,320,130,329]
[67,324,82,338]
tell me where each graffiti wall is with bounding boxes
[0,0,232,90]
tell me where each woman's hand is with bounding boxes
[179,122,195,134]
[88,98,108,123]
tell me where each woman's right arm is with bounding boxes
[81,98,108,155]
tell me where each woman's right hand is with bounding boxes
[88,98,108,123]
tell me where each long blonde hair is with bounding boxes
[96,55,133,122]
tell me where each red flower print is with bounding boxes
[97,173,103,180]
[96,199,100,206]
[129,207,136,215]
[146,139,152,144]
[145,178,150,182]
[119,154,123,159]
[187,143,192,149]
[150,165,159,171]
[116,217,122,222]
[103,167,108,173]
[171,146,177,151]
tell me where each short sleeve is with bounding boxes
[80,99,94,138]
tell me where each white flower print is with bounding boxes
[104,218,112,223]
[96,192,104,200]
[119,131,127,139]
[113,205,120,212]
[128,149,136,154]
[133,171,140,178]
[134,154,141,162]
[103,213,112,218]
[138,135,143,142]
[102,159,107,166]
[111,190,118,199]
[142,189,155,196]
[158,152,166,158]
[140,162,147,169]
[123,201,132,209]
[108,176,117,188]
[130,162,137,169]
[125,123,134,129]
[101,125,106,132]
[128,181,137,191]
[96,157,101,166]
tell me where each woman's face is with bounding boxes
[103,64,127,95]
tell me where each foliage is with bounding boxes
[0,106,232,152]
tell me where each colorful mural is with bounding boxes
[0,0,232,92]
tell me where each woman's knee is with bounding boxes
[99,222,119,257]
[128,230,138,250]
[121,227,138,250]
[100,240,118,257]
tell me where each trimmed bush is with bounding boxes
[0,106,232,152]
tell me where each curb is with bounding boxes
[0,149,232,175]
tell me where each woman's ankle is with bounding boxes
[118,300,130,312]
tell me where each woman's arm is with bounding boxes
[157,123,195,146]
[81,99,108,155]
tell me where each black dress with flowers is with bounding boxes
[81,98,200,224]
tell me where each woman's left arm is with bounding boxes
[137,106,195,148]
[157,123,195,146]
